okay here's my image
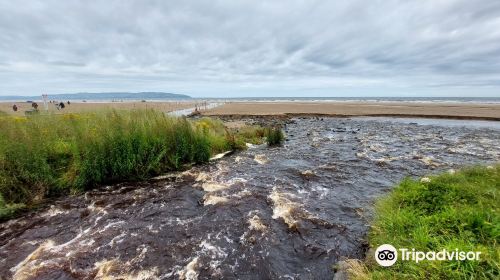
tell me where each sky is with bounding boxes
[0,0,500,98]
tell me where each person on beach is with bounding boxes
[12,104,18,112]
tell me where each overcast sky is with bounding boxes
[1,0,500,97]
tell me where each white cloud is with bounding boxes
[0,0,499,97]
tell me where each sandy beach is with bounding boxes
[203,101,500,120]
[0,101,196,116]
[3,100,499,120]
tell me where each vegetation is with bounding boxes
[0,110,265,220]
[349,165,500,279]
[265,126,285,146]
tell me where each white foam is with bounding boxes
[203,194,229,206]
[178,257,200,280]
[201,182,229,192]
[254,154,268,164]
[210,151,232,161]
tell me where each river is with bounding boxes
[1,117,499,279]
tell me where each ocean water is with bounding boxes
[2,96,500,104]
[206,96,500,104]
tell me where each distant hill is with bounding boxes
[0,92,191,101]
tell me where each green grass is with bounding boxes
[0,110,265,220]
[265,126,285,146]
[0,193,25,220]
[351,165,500,279]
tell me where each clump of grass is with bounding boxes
[0,194,25,221]
[194,117,263,151]
[0,110,266,219]
[265,127,284,146]
[355,165,500,279]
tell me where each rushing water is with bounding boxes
[1,118,499,280]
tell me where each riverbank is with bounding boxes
[341,165,500,279]
[0,110,270,220]
[203,102,500,121]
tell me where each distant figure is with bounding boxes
[32,102,38,110]
[59,102,65,109]
[67,101,71,105]
[12,104,18,112]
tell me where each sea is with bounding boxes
[1,95,500,104]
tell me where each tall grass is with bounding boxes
[0,110,264,219]
[265,127,284,146]
[352,165,500,279]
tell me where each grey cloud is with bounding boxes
[0,0,499,97]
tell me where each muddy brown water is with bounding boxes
[1,117,499,280]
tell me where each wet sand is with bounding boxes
[203,102,500,120]
[0,101,196,116]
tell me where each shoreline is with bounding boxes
[202,101,500,121]
[206,113,500,122]
[3,100,500,121]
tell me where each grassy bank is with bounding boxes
[0,110,268,220]
[348,165,499,279]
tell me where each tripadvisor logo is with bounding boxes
[375,244,398,267]
[374,244,481,267]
